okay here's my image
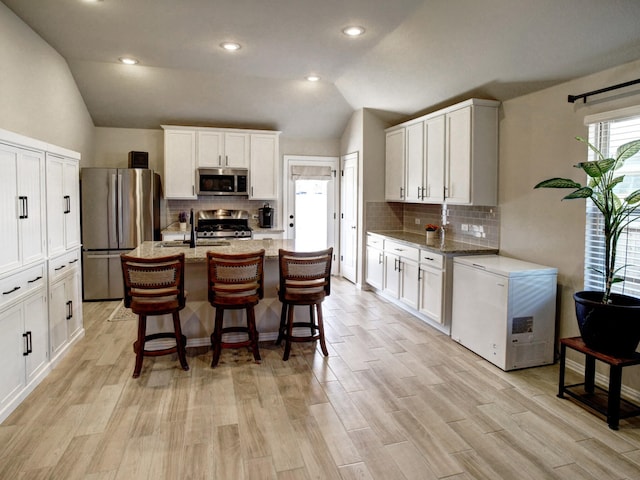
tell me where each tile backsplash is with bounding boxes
[366,201,499,247]
[165,198,277,230]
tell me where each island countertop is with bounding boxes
[128,239,296,262]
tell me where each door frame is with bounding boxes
[282,155,339,272]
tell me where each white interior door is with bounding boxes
[283,155,339,273]
[340,152,358,283]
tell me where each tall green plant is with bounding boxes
[534,136,640,304]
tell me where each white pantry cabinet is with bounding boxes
[0,262,48,422]
[46,153,81,255]
[0,142,46,275]
[48,248,82,363]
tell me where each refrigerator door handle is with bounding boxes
[118,173,124,245]
[109,173,118,247]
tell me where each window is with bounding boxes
[584,111,640,297]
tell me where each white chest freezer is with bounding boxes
[451,255,558,371]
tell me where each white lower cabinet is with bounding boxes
[418,250,444,324]
[365,234,384,290]
[0,263,48,421]
[48,249,83,362]
[383,241,419,310]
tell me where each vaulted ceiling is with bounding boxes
[4,0,640,138]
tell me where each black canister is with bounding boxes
[258,203,273,228]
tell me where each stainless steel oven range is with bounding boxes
[196,209,253,239]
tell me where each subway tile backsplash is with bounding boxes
[165,198,276,231]
[366,201,499,248]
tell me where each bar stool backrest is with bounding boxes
[278,248,333,300]
[207,250,265,306]
[120,253,186,312]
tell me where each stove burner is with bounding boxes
[196,209,252,239]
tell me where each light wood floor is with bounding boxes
[2,277,640,479]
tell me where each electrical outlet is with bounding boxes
[415,218,421,224]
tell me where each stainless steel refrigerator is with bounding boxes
[80,168,161,300]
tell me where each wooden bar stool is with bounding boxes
[276,248,333,361]
[206,250,265,367]
[120,253,189,378]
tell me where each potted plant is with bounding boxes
[535,136,640,356]
[425,223,439,244]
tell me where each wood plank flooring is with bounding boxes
[2,277,640,479]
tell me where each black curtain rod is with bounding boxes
[568,78,640,103]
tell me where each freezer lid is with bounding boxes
[453,254,557,277]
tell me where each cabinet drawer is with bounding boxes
[419,250,444,269]
[366,234,384,249]
[0,263,45,309]
[385,240,419,262]
[48,249,80,282]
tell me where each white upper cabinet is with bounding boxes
[0,143,46,275]
[385,98,499,206]
[46,153,81,256]
[385,128,406,201]
[197,131,250,168]
[405,121,425,203]
[249,133,280,200]
[163,128,197,199]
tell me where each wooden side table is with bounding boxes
[558,336,640,430]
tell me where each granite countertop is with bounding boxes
[128,239,295,262]
[368,230,499,255]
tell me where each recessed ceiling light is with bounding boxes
[119,57,139,65]
[306,75,320,82]
[220,42,241,52]
[342,26,365,37]
[82,0,104,3]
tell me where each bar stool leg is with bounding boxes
[211,309,224,367]
[283,305,295,361]
[316,303,328,357]
[133,315,147,378]
[172,311,189,372]
[247,306,261,362]
[276,304,287,346]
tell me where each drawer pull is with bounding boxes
[3,286,21,295]
[28,276,43,284]
[55,265,66,271]
[69,259,78,264]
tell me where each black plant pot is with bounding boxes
[574,291,640,357]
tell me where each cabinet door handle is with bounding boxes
[23,333,29,356]
[2,286,20,295]
[66,300,73,320]
[418,267,422,281]
[26,331,32,355]
[18,196,28,219]
[398,259,402,272]
[63,195,71,214]
[378,252,383,264]
[400,187,404,199]
[225,155,229,166]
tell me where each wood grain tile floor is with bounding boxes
[2,277,640,479]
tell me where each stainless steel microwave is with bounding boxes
[196,167,249,195]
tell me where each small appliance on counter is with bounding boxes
[258,203,273,228]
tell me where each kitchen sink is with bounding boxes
[156,240,231,248]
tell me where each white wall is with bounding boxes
[92,127,164,171]
[500,58,640,386]
[0,3,94,163]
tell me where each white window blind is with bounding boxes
[584,113,640,297]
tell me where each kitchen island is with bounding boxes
[127,239,296,347]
